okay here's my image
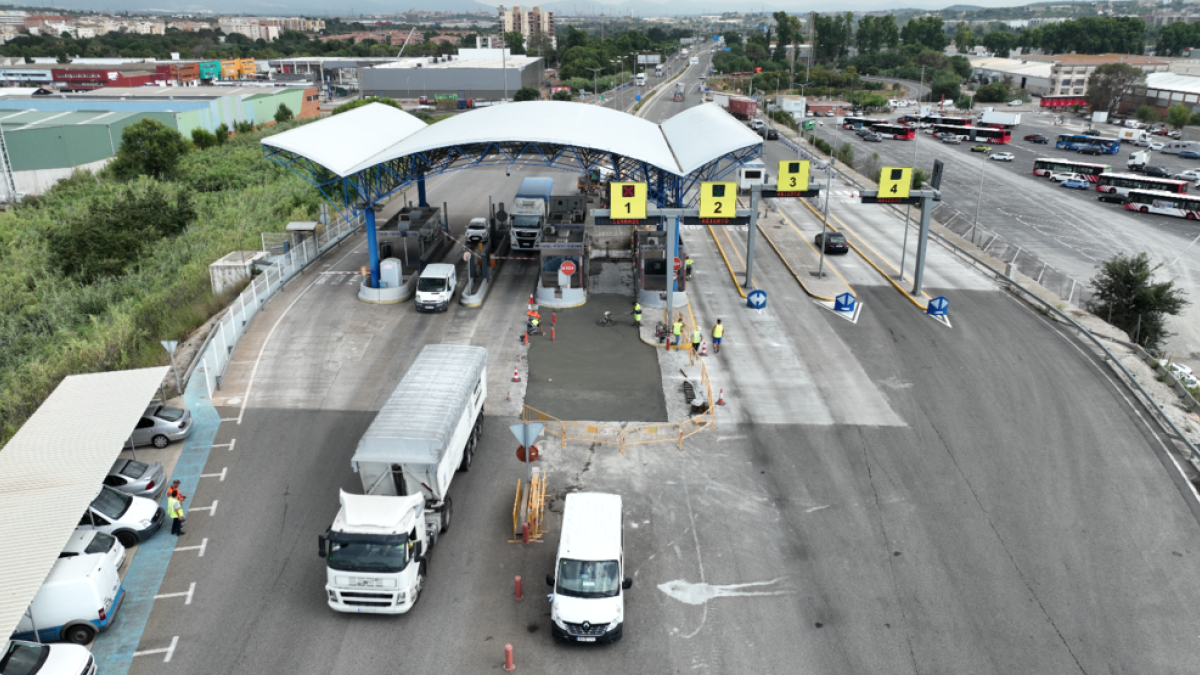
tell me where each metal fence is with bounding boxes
[186,213,365,399]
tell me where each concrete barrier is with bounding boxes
[358,273,417,304]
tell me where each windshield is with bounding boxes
[0,641,49,675]
[417,277,446,293]
[555,559,621,599]
[327,537,410,573]
[86,532,116,554]
[153,406,185,422]
[512,215,541,229]
[92,486,133,520]
[114,459,149,479]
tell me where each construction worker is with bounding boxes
[672,317,683,349]
[632,302,642,327]
[712,319,724,353]
[692,326,702,354]
[529,315,543,336]
[169,494,186,536]
[685,256,694,280]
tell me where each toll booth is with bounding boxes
[535,223,588,307]
[375,204,445,272]
[635,228,688,309]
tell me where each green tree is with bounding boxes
[513,87,540,102]
[955,95,975,110]
[191,128,218,149]
[1085,252,1188,350]
[332,96,402,115]
[552,89,573,101]
[901,16,948,51]
[949,55,973,80]
[214,123,230,145]
[1087,62,1145,115]
[1135,104,1160,124]
[108,118,190,181]
[954,24,975,52]
[982,30,1016,58]
[835,141,854,169]
[929,71,961,103]
[1167,103,1191,129]
[274,103,294,124]
[504,31,526,55]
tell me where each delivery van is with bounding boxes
[415,263,457,312]
[547,493,631,644]
[60,530,126,572]
[12,549,124,644]
[79,485,164,549]
[1,641,96,675]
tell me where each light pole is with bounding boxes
[817,160,835,278]
[898,66,924,280]
[586,66,602,102]
[970,145,988,244]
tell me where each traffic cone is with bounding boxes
[512,365,521,382]
[717,388,726,406]
[700,341,708,357]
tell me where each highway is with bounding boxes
[110,46,1200,675]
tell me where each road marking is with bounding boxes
[220,418,238,422]
[189,500,218,516]
[154,582,195,605]
[200,467,227,481]
[133,636,178,663]
[210,439,236,452]
[805,505,830,514]
[659,577,795,605]
[174,538,208,557]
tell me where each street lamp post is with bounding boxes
[970,146,988,244]
[817,160,834,278]
[586,66,602,103]
[898,66,924,281]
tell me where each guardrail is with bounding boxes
[185,213,365,399]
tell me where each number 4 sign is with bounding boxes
[610,182,647,219]
[878,167,913,199]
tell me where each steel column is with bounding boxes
[365,207,380,288]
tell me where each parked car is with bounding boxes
[759,127,779,140]
[814,231,849,254]
[1008,99,1023,106]
[1024,134,1049,144]
[863,133,882,142]
[941,135,962,145]
[80,486,164,549]
[1181,150,1200,160]
[990,152,1014,161]
[125,404,192,449]
[1144,165,1171,177]
[970,145,991,153]
[1078,145,1105,155]
[1174,169,1200,181]
[824,111,835,117]
[1049,171,1084,182]
[922,128,936,136]
[104,459,167,500]
[1061,178,1091,189]
[1098,193,1127,204]
[465,217,489,244]
[855,127,872,137]
[1,640,97,674]
[1149,142,1165,151]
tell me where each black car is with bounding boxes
[815,231,849,253]
[1098,193,1127,204]
[1144,165,1170,178]
[1078,145,1105,155]
[1024,134,1049,144]
[758,127,779,140]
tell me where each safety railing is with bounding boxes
[510,469,548,542]
[185,213,365,399]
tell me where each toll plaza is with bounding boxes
[632,226,688,309]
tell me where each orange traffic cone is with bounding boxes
[700,341,708,357]
[717,388,726,406]
[512,365,521,382]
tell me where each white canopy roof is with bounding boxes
[0,367,169,640]
[263,101,762,178]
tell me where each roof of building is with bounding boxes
[1027,53,1167,66]
[368,54,541,70]
[1144,71,1200,94]
[0,86,310,104]
[0,367,169,640]
[0,109,154,129]
[969,56,1053,78]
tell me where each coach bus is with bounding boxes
[1055,134,1121,154]
[868,122,916,140]
[1124,189,1200,219]
[1096,172,1189,197]
[929,115,973,127]
[841,116,872,130]
[1032,158,1111,181]
[931,124,1012,144]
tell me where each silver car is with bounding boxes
[125,404,192,449]
[104,458,167,499]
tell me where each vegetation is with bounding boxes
[109,118,191,182]
[332,96,402,115]
[1167,103,1191,130]
[1135,104,1161,124]
[1086,252,1188,350]
[1086,63,1146,115]
[556,25,692,81]
[274,103,294,124]
[512,87,541,102]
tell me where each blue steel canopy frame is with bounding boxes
[262,138,762,287]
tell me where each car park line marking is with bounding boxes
[210,439,236,452]
[154,582,195,605]
[189,500,218,516]
[174,538,208,557]
[220,418,238,422]
[200,467,227,481]
[132,636,178,663]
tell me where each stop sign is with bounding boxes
[673,257,682,272]
[560,261,577,275]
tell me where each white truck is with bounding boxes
[655,64,664,77]
[1117,128,1149,144]
[978,111,1021,127]
[511,177,554,250]
[319,345,487,614]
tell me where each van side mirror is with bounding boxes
[318,536,327,558]
[623,577,633,590]
[546,574,555,587]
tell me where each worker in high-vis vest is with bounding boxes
[685,256,694,280]
[712,319,724,353]
[691,327,702,354]
[632,302,642,327]
[672,318,683,348]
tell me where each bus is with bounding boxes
[1055,134,1121,154]
[1096,172,1189,197]
[929,115,972,127]
[841,116,872,130]
[931,124,1012,144]
[1032,158,1111,181]
[1125,189,1200,219]
[868,122,915,140]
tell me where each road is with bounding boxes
[800,108,1200,359]
[98,58,1200,675]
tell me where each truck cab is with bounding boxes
[321,492,429,614]
[636,72,646,86]
[511,177,554,250]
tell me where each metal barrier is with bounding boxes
[510,469,549,542]
[185,213,365,400]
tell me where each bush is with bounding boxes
[191,128,219,150]
[108,118,190,181]
[214,123,230,145]
[332,96,402,115]
[234,121,255,134]
[274,103,294,123]
[552,90,573,101]
[513,87,541,102]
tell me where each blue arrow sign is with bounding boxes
[747,289,768,309]
[927,296,949,316]
[835,292,856,312]
[636,93,642,102]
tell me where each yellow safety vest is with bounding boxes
[712,324,724,338]
[531,318,539,327]
[168,498,183,519]
[685,258,694,266]
[673,321,683,335]
[692,329,702,343]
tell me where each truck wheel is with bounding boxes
[65,623,96,644]
[440,497,452,533]
[459,442,473,472]
[412,563,427,606]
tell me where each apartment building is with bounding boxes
[498,6,555,50]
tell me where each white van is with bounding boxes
[1,641,96,675]
[415,263,457,312]
[654,64,664,77]
[61,530,126,572]
[737,159,769,191]
[547,493,631,644]
[79,485,164,549]
[13,550,124,644]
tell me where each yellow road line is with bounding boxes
[717,224,759,291]
[775,206,857,298]
[706,224,751,298]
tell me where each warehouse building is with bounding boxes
[970,56,1053,95]
[1122,71,1200,117]
[360,48,542,101]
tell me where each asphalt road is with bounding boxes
[800,108,1200,359]
[107,69,1200,675]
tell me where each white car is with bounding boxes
[1160,359,1194,378]
[465,217,489,244]
[1008,99,1023,106]
[990,152,1015,161]
[1150,142,1164,151]
[1049,171,1084,182]
[1174,169,1200,181]
[922,128,936,135]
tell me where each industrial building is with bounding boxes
[970,56,1053,96]
[1122,71,1200,117]
[359,48,542,101]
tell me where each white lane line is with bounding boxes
[174,538,208,557]
[133,636,178,662]
[154,582,196,605]
[200,467,227,482]
[210,439,236,452]
[189,501,218,516]
[220,418,238,422]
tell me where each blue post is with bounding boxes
[672,216,681,292]
[365,206,381,288]
[417,172,429,207]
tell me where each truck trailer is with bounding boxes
[978,111,1021,127]
[511,177,554,250]
[728,96,757,121]
[319,344,487,614]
